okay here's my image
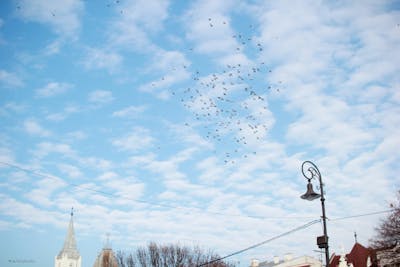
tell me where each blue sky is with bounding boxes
[0,0,399,267]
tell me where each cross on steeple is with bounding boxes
[71,207,74,217]
[354,231,358,243]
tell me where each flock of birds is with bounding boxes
[14,0,285,165]
[162,18,285,165]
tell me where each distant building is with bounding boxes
[329,243,377,267]
[250,254,322,267]
[53,210,120,267]
[54,210,82,267]
[92,236,119,267]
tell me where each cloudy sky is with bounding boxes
[1,0,399,267]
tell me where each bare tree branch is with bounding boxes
[118,242,236,267]
[369,190,400,248]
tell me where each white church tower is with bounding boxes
[55,208,82,267]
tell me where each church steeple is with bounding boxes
[93,234,118,267]
[55,208,81,267]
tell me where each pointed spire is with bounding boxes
[104,233,111,250]
[57,208,80,259]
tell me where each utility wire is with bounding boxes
[0,161,313,220]
[329,210,394,221]
[0,161,394,222]
[0,161,205,211]
[197,219,321,267]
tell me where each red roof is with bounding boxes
[329,243,377,267]
[346,243,376,267]
[329,254,340,267]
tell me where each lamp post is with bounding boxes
[300,161,330,267]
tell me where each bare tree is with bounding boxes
[149,243,161,267]
[116,251,126,267]
[369,190,400,248]
[137,247,148,267]
[127,254,136,267]
[118,242,236,267]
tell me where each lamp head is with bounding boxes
[301,180,321,201]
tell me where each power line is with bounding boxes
[197,219,321,267]
[0,161,394,222]
[0,161,203,210]
[329,210,394,221]
[0,161,313,220]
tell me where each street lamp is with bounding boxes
[300,161,330,267]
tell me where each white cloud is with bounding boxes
[0,102,26,118]
[112,105,146,118]
[246,0,399,163]
[183,0,243,61]
[88,90,114,104]
[0,147,15,166]
[66,131,87,140]
[78,157,112,171]
[1,1,399,264]
[83,47,123,73]
[0,194,62,226]
[57,163,83,178]
[185,16,236,55]
[23,119,51,137]
[104,178,145,205]
[45,113,67,122]
[17,0,84,37]
[168,123,213,151]
[144,158,186,183]
[153,50,190,72]
[46,105,79,121]
[0,69,24,88]
[196,156,227,184]
[97,172,118,181]
[24,190,55,207]
[127,151,190,183]
[138,50,192,99]
[33,142,75,159]
[35,82,72,97]
[112,127,154,152]
[43,39,63,55]
[285,91,375,159]
[108,0,169,51]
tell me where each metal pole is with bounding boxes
[318,175,330,267]
[301,161,330,267]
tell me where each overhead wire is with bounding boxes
[0,161,313,220]
[0,161,394,222]
[328,210,394,221]
[197,219,321,266]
